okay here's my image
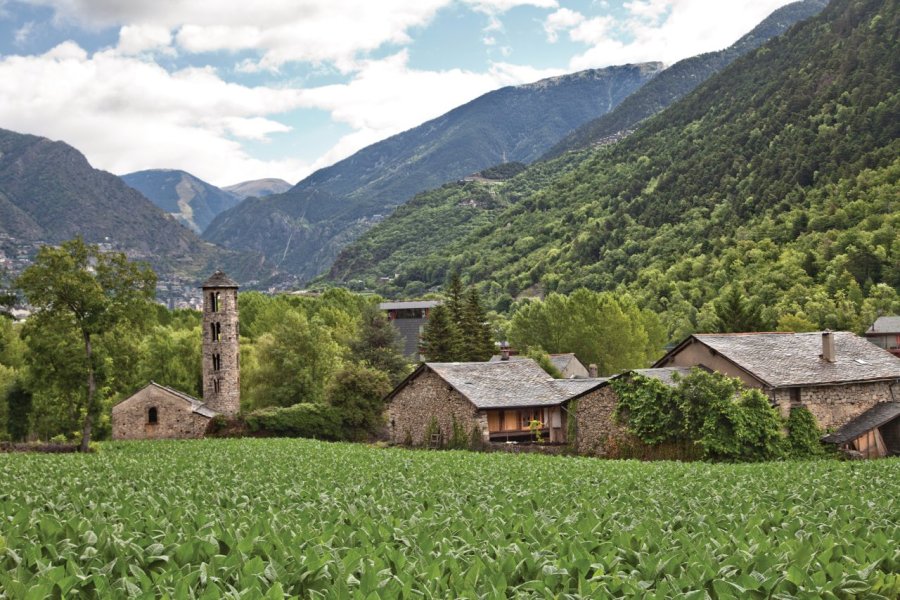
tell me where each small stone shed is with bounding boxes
[111,382,217,440]
[822,402,900,458]
[567,368,691,456]
[386,359,604,446]
[653,331,900,430]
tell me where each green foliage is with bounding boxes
[478,162,527,180]
[419,305,461,362]
[615,369,787,461]
[4,379,32,442]
[460,288,495,361]
[524,348,564,379]
[448,416,469,450]
[786,405,827,458]
[329,0,899,342]
[713,286,765,333]
[1,439,899,597]
[325,365,392,440]
[348,304,410,385]
[244,404,343,440]
[509,289,663,374]
[16,237,156,451]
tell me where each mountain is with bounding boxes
[0,128,265,280]
[202,63,665,282]
[543,0,828,159]
[326,0,899,340]
[121,169,241,233]
[224,178,292,199]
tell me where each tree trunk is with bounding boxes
[80,330,95,453]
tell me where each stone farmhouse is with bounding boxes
[112,271,241,440]
[653,331,900,431]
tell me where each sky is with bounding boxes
[0,0,797,187]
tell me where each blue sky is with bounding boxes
[0,0,795,186]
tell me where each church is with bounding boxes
[111,271,241,440]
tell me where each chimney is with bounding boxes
[589,363,598,378]
[821,331,836,363]
[501,346,510,361]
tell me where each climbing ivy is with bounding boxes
[786,405,827,457]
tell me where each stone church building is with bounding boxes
[112,271,240,440]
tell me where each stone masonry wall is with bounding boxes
[112,387,210,440]
[771,381,895,430]
[202,287,240,416]
[573,386,628,456]
[387,370,483,445]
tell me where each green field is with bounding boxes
[1,440,898,599]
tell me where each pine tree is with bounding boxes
[460,288,494,361]
[349,304,410,384]
[714,286,764,333]
[445,273,465,326]
[419,305,461,362]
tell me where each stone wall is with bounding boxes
[387,369,484,446]
[771,381,895,430]
[112,386,211,440]
[572,386,628,456]
[202,286,240,416]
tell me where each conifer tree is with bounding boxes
[419,305,461,362]
[460,288,494,361]
[445,273,465,326]
[714,286,764,333]
[349,304,409,384]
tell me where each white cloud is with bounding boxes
[570,0,796,69]
[569,15,615,44]
[116,24,173,55]
[14,21,34,45]
[0,43,309,184]
[544,8,583,42]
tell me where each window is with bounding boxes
[789,388,801,403]
[213,379,220,393]
[148,407,158,424]
[521,409,543,430]
[211,322,221,341]
[212,354,221,371]
[209,291,221,312]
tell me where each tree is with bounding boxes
[349,304,409,384]
[5,378,32,442]
[714,286,765,333]
[459,288,495,361]
[445,273,465,325]
[326,364,393,440]
[16,238,156,451]
[419,305,461,362]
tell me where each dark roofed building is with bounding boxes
[822,402,900,458]
[653,331,900,431]
[865,316,900,358]
[386,359,608,445]
[379,300,441,359]
[489,352,592,378]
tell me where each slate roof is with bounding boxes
[656,332,900,388]
[822,402,900,444]
[551,378,610,395]
[550,353,582,373]
[867,316,900,334]
[630,367,694,387]
[379,300,441,310]
[201,271,239,288]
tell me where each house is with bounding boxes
[111,382,217,440]
[111,271,241,440]
[567,368,691,456]
[865,316,900,357]
[489,352,593,378]
[379,300,442,359]
[822,402,900,458]
[385,359,605,445]
[653,331,900,431]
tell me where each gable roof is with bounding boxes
[114,381,218,418]
[867,316,900,335]
[655,332,900,388]
[549,353,583,373]
[388,359,609,409]
[822,402,900,444]
[201,271,239,288]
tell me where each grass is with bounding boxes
[1,438,898,598]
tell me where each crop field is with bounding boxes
[1,440,898,599]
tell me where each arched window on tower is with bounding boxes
[209,292,220,312]
[211,322,221,341]
[212,354,221,371]
[148,407,158,424]
[213,379,220,394]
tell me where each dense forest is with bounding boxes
[327,0,899,341]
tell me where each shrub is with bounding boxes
[244,404,343,440]
[786,405,826,458]
[326,365,393,440]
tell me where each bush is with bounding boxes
[244,404,344,440]
[786,405,826,458]
[326,365,392,440]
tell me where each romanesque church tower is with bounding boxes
[201,271,240,416]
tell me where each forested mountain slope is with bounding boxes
[0,128,265,280]
[202,64,664,282]
[542,0,828,159]
[122,169,241,233]
[328,0,899,340]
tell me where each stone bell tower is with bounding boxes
[201,271,240,416]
